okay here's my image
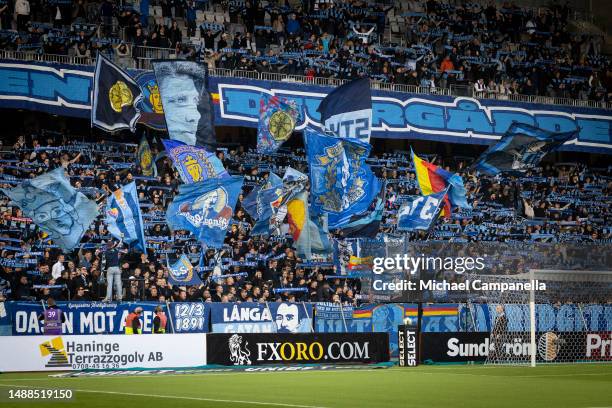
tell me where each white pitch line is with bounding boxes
[0,384,328,408]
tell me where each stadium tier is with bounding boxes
[0,1,611,407]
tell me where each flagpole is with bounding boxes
[301,301,315,333]
[165,300,176,334]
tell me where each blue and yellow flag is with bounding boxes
[137,136,157,177]
[304,128,380,229]
[257,95,299,154]
[162,139,228,184]
[167,254,203,286]
[106,182,146,252]
[166,175,244,248]
[1,168,98,252]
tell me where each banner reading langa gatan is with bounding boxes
[210,302,313,333]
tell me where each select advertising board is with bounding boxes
[207,332,389,366]
[0,333,206,372]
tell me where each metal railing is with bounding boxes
[0,49,610,110]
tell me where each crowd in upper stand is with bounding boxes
[0,132,610,304]
[0,0,610,102]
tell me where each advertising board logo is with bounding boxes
[229,334,252,366]
[255,341,370,362]
[404,329,417,366]
[538,332,562,361]
[39,337,70,368]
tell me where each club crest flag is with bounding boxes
[162,139,229,183]
[397,189,448,231]
[305,129,380,229]
[137,136,156,177]
[91,54,143,132]
[412,149,469,218]
[257,95,299,154]
[472,122,577,175]
[167,254,203,286]
[166,175,243,247]
[242,173,284,236]
[1,168,98,252]
[152,60,216,148]
[316,77,372,142]
[106,182,146,252]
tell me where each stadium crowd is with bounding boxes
[0,0,609,103]
[0,131,610,304]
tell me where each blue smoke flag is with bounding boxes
[397,189,448,231]
[305,128,380,229]
[162,139,228,184]
[106,182,146,252]
[166,175,244,248]
[257,95,299,154]
[472,122,577,176]
[316,77,372,142]
[1,168,98,252]
[167,254,203,286]
[242,173,284,236]
[137,136,157,177]
[340,184,386,238]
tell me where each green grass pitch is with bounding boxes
[1,365,611,408]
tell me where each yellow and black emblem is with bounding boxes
[268,110,295,142]
[109,80,134,113]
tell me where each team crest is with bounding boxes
[108,81,133,113]
[178,187,232,230]
[269,110,295,142]
[134,72,167,130]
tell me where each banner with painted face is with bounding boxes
[152,60,216,147]
[210,302,313,333]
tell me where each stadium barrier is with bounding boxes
[0,333,207,372]
[419,332,612,364]
[206,332,390,366]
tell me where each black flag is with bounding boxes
[91,54,143,132]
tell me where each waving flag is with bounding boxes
[257,95,299,154]
[152,60,216,147]
[167,254,203,286]
[91,54,143,132]
[166,175,243,247]
[305,129,380,229]
[316,77,372,142]
[340,184,386,238]
[162,139,228,184]
[397,189,448,231]
[1,168,98,252]
[137,136,157,177]
[412,149,469,218]
[242,173,283,236]
[106,182,146,252]
[286,191,331,260]
[472,123,577,175]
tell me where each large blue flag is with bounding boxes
[316,77,372,142]
[1,168,98,252]
[305,129,380,229]
[167,254,203,286]
[242,173,283,236]
[162,139,228,184]
[340,183,386,238]
[397,189,448,231]
[257,95,299,154]
[166,175,243,247]
[106,182,146,252]
[472,122,577,176]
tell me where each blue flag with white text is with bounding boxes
[316,77,372,142]
[162,139,229,184]
[167,254,203,286]
[397,189,448,231]
[166,175,244,247]
[305,129,380,229]
[106,182,146,252]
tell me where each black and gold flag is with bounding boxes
[91,54,143,132]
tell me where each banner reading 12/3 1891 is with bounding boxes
[0,60,609,153]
